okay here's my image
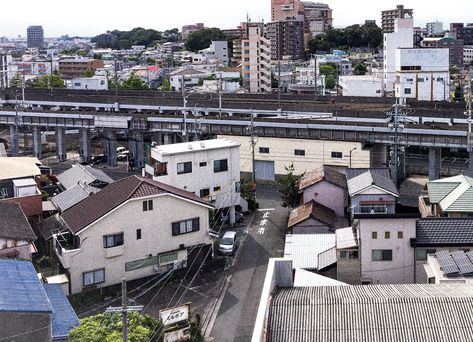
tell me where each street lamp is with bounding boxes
[349,147,357,168]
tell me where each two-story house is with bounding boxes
[52,175,213,294]
[347,169,399,219]
[419,174,473,218]
[145,139,241,224]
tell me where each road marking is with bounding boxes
[257,227,266,235]
[258,208,275,212]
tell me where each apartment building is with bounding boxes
[241,24,272,93]
[302,1,333,39]
[450,23,473,45]
[464,45,473,66]
[27,25,44,49]
[0,54,12,89]
[181,23,205,40]
[381,5,413,33]
[145,139,241,223]
[266,20,304,61]
[58,58,104,79]
[198,41,229,66]
[52,176,213,294]
[271,0,302,21]
[426,21,443,36]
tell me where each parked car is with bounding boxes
[116,147,126,154]
[91,154,107,165]
[218,231,238,256]
[117,150,129,161]
[220,209,244,224]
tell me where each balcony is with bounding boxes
[145,162,168,177]
[53,232,80,269]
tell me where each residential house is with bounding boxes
[0,202,37,259]
[52,175,213,294]
[287,200,348,234]
[335,226,360,284]
[419,174,473,218]
[0,259,79,341]
[424,250,473,284]
[412,218,473,283]
[252,258,473,342]
[299,165,347,216]
[145,139,241,224]
[347,168,399,218]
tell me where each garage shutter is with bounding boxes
[255,160,275,181]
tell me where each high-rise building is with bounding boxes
[27,25,44,49]
[271,0,302,21]
[450,23,473,45]
[181,23,205,40]
[241,24,272,93]
[301,1,333,37]
[426,21,443,36]
[266,20,305,61]
[381,5,413,33]
[0,54,11,89]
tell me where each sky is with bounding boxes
[0,0,472,38]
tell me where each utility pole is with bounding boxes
[182,75,188,142]
[250,109,256,185]
[277,61,281,110]
[218,71,222,117]
[313,54,318,101]
[467,67,473,177]
[388,98,406,186]
[105,279,143,342]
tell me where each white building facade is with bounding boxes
[67,76,108,90]
[198,41,229,66]
[464,45,473,66]
[339,76,382,97]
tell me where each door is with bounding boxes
[255,160,275,181]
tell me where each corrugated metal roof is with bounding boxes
[57,164,114,190]
[43,284,79,338]
[284,234,335,270]
[51,183,94,212]
[0,259,52,313]
[268,284,473,342]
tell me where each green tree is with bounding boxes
[319,64,336,77]
[159,79,172,92]
[277,164,301,208]
[453,84,464,102]
[9,73,23,88]
[353,63,367,75]
[32,72,65,89]
[325,75,336,89]
[84,69,95,77]
[121,73,149,90]
[185,28,226,52]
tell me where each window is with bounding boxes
[103,233,124,248]
[259,147,270,154]
[136,229,141,240]
[214,159,228,173]
[418,78,425,82]
[331,151,343,159]
[214,186,221,192]
[360,204,387,214]
[199,162,207,167]
[416,249,436,261]
[177,161,192,175]
[372,231,378,239]
[372,249,393,261]
[143,200,153,211]
[159,251,179,266]
[437,77,444,82]
[397,231,403,239]
[340,250,358,259]
[404,88,412,95]
[83,269,105,286]
[385,231,390,239]
[172,218,200,236]
[244,58,250,62]
[200,188,210,197]
[295,149,305,156]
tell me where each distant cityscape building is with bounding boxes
[426,21,443,36]
[241,24,272,93]
[450,23,473,45]
[0,54,11,89]
[422,37,464,68]
[381,5,413,33]
[271,0,301,22]
[266,20,305,61]
[301,1,333,38]
[181,23,205,40]
[464,45,473,66]
[58,58,104,79]
[198,41,229,66]
[27,25,44,49]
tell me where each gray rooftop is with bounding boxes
[427,175,473,213]
[347,170,399,197]
[0,202,36,241]
[415,218,473,246]
[57,164,114,190]
[268,284,473,342]
[51,183,95,212]
[346,167,390,180]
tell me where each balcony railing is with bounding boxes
[53,233,80,269]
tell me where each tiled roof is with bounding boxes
[287,200,337,228]
[268,284,473,342]
[428,175,473,212]
[0,259,52,313]
[43,284,79,338]
[0,202,36,241]
[299,166,347,191]
[57,164,114,190]
[415,218,473,246]
[61,176,211,234]
[347,170,399,196]
[346,167,390,180]
[284,234,336,270]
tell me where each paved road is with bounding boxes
[210,184,287,342]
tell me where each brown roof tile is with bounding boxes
[61,176,211,234]
[288,200,339,228]
[299,166,347,191]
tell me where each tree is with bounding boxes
[84,69,95,77]
[277,164,301,208]
[32,72,65,89]
[319,64,336,76]
[121,73,149,90]
[325,75,336,90]
[160,79,172,92]
[185,28,226,52]
[353,63,367,75]
[453,84,464,102]
[9,73,23,88]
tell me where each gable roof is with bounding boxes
[43,284,80,338]
[299,165,347,191]
[346,167,390,180]
[415,218,473,246]
[0,202,36,241]
[288,200,338,228]
[347,170,399,197]
[0,259,52,313]
[61,175,212,234]
[57,164,114,190]
[428,175,473,212]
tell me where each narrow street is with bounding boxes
[209,184,287,342]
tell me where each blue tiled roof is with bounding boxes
[0,259,52,313]
[43,284,80,338]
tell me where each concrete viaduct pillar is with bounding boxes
[469,151,473,178]
[32,126,41,159]
[79,128,91,163]
[55,126,67,161]
[428,147,441,181]
[9,125,19,156]
[128,131,144,169]
[103,129,117,167]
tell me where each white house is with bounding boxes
[145,139,241,224]
[67,76,108,90]
[52,176,213,294]
[339,75,382,97]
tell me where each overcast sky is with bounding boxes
[1,0,472,38]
